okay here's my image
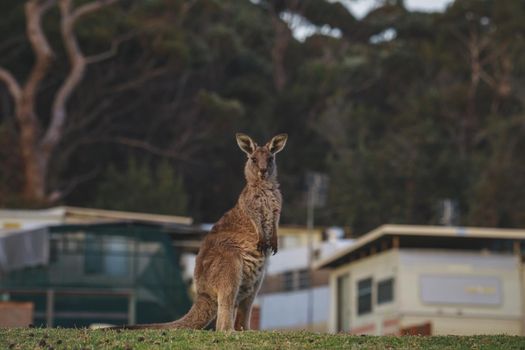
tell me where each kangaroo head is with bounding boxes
[236,133,288,182]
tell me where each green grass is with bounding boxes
[0,328,524,350]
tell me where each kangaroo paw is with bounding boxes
[270,232,278,255]
[257,240,267,253]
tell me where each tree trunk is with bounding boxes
[17,0,55,201]
[0,0,119,204]
[17,103,47,200]
[463,31,481,158]
[270,10,292,92]
[19,134,48,202]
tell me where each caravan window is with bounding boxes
[357,277,372,315]
[298,269,310,289]
[283,271,294,291]
[84,234,104,274]
[377,278,394,304]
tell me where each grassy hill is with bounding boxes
[1,328,524,350]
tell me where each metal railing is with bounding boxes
[0,288,135,327]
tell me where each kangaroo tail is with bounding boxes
[108,294,217,330]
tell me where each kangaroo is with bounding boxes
[112,133,287,331]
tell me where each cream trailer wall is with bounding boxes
[397,250,522,335]
[329,250,400,334]
[329,249,523,335]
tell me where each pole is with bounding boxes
[128,292,136,326]
[46,289,54,328]
[306,181,315,330]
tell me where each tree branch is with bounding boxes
[47,166,101,203]
[109,66,171,93]
[0,67,22,102]
[39,0,57,11]
[111,137,202,165]
[85,32,135,64]
[23,0,56,105]
[42,0,119,150]
[0,35,26,54]
[71,0,118,22]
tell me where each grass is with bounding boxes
[0,328,524,350]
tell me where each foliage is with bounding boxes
[1,328,524,350]
[93,157,188,216]
[1,0,525,234]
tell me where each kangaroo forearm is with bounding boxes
[270,209,280,254]
[270,226,278,255]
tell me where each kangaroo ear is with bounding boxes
[267,133,288,154]
[236,133,256,155]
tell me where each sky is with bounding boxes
[288,0,455,42]
[339,0,454,18]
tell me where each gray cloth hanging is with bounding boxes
[0,227,49,272]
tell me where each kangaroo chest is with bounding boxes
[244,186,281,240]
[236,183,281,300]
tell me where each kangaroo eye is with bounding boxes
[251,157,256,162]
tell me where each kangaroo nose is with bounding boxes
[260,167,267,174]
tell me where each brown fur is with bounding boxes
[111,133,287,331]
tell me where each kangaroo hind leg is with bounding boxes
[214,255,242,331]
[234,295,255,331]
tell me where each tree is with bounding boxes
[1,0,525,232]
[93,157,188,216]
[0,0,119,204]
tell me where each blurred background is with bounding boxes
[1,0,525,336]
